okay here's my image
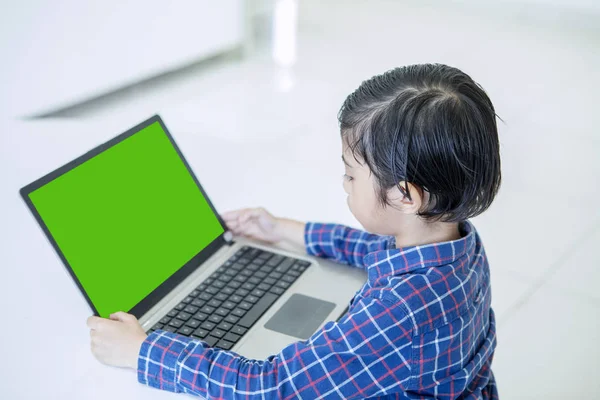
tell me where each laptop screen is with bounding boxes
[26,120,224,317]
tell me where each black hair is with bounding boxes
[339,63,501,223]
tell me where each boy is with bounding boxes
[87,64,501,399]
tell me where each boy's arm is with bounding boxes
[303,222,391,268]
[138,296,413,399]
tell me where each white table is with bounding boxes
[0,116,359,399]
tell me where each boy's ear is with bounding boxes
[386,181,423,214]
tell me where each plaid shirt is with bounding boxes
[138,222,498,399]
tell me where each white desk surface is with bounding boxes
[0,117,358,400]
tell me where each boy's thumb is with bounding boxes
[110,311,134,323]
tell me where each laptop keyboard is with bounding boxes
[148,246,311,350]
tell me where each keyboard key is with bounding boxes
[203,336,219,347]
[211,329,226,338]
[259,266,272,274]
[245,295,259,303]
[267,255,284,267]
[224,332,241,343]
[242,283,255,291]
[235,289,250,297]
[257,283,271,291]
[224,315,239,324]
[217,340,234,350]
[239,301,253,310]
[297,260,311,267]
[251,258,264,266]
[184,305,199,314]
[209,314,223,324]
[191,299,205,308]
[221,287,235,295]
[282,275,297,283]
[287,270,301,277]
[238,293,278,328]
[275,281,290,289]
[218,275,229,283]
[234,275,246,283]
[194,312,208,321]
[268,272,283,280]
[270,287,285,296]
[257,252,271,261]
[230,263,244,271]
[223,269,236,277]
[227,281,242,289]
[232,308,246,318]
[186,319,201,328]
[182,296,193,304]
[159,316,171,325]
[208,299,222,308]
[167,309,178,318]
[163,326,176,333]
[175,303,186,311]
[152,323,164,331]
[231,326,248,336]
[176,311,192,321]
[217,322,233,331]
[298,266,308,272]
[213,281,226,289]
[192,328,209,338]
[251,289,265,298]
[247,248,261,258]
[200,305,215,314]
[200,321,216,330]
[241,269,253,277]
[168,319,184,328]
[237,258,251,265]
[229,295,243,303]
[215,308,229,317]
[178,326,194,336]
[196,284,208,291]
[222,301,236,309]
[263,277,276,285]
[215,293,229,301]
[199,293,212,301]
[275,258,294,274]
[248,277,261,285]
[206,287,219,295]
[247,264,260,272]
[204,278,215,285]
[254,271,268,279]
[190,290,200,297]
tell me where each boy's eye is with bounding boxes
[343,174,354,182]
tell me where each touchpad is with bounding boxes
[264,294,336,340]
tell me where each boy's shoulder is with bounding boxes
[380,247,490,334]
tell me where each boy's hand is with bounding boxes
[222,208,283,243]
[86,312,147,369]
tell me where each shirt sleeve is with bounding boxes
[137,296,414,399]
[304,222,392,268]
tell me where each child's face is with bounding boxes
[342,145,398,235]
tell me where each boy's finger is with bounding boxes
[87,316,103,329]
[110,311,134,322]
[221,210,243,220]
[239,208,262,224]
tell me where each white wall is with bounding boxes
[0,1,245,118]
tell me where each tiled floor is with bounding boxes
[36,0,600,397]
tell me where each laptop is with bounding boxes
[20,115,366,359]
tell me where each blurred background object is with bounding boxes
[1,0,599,399]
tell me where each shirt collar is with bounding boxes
[362,221,477,284]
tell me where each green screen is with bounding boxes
[29,121,224,317]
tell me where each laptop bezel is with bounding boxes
[19,114,231,318]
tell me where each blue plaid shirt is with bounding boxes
[138,222,498,399]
